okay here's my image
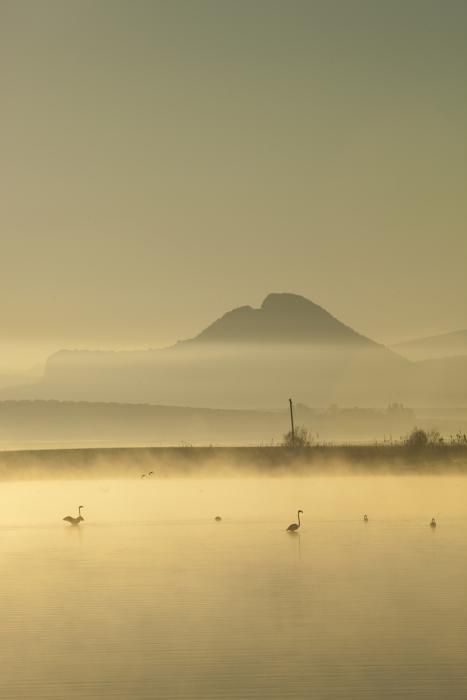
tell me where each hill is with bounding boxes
[182,293,375,346]
[0,400,442,449]
[393,328,467,361]
[0,293,410,407]
[2,293,466,407]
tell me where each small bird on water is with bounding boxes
[363,514,369,522]
[287,510,303,532]
[214,516,222,521]
[430,517,437,528]
[63,506,84,526]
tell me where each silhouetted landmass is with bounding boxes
[181,293,376,345]
[1,293,466,407]
[0,443,466,481]
[0,400,462,448]
[393,328,467,361]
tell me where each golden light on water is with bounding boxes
[2,475,467,698]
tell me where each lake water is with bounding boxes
[1,476,467,699]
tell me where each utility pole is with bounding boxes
[289,398,295,446]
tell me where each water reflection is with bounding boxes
[0,476,466,699]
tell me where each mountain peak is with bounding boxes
[261,292,325,312]
[184,292,375,346]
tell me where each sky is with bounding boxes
[1,0,466,370]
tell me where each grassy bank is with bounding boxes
[0,444,467,480]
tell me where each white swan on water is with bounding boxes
[63,506,84,526]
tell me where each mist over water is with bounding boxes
[2,1,466,698]
[2,475,467,699]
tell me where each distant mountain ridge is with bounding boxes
[1,292,466,408]
[181,293,376,346]
[393,328,467,361]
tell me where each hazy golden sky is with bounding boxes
[1,0,466,367]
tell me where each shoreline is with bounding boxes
[0,444,466,480]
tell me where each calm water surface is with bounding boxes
[1,476,467,699]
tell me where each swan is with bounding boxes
[63,506,84,526]
[287,510,303,532]
[430,517,437,528]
